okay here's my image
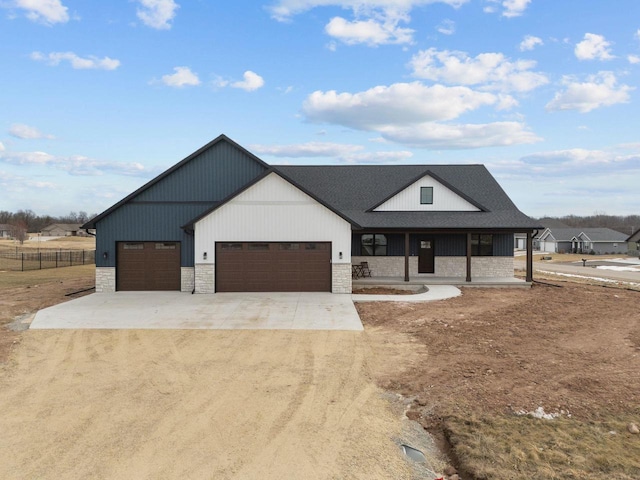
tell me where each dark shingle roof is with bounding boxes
[544,227,629,242]
[275,164,541,230]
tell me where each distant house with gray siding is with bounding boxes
[41,223,85,237]
[628,229,640,254]
[539,227,628,254]
[0,224,13,238]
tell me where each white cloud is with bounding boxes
[343,150,414,163]
[0,149,158,177]
[0,142,5,152]
[9,124,55,140]
[250,141,413,163]
[575,33,615,61]
[302,82,540,149]
[30,51,120,70]
[484,0,531,18]
[377,121,540,148]
[251,142,364,158]
[136,0,179,30]
[160,66,200,88]
[628,55,640,64]
[519,35,543,51]
[501,147,640,179]
[13,0,69,25]
[268,0,468,47]
[268,0,469,22]
[501,0,531,17]
[230,71,265,91]
[436,19,455,35]
[0,170,58,193]
[325,16,414,45]
[303,82,498,128]
[409,48,548,93]
[546,72,633,113]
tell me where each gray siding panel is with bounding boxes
[493,234,513,256]
[134,142,266,202]
[95,141,267,267]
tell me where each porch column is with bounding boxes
[526,231,533,282]
[466,233,472,282]
[404,232,410,282]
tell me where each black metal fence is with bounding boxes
[0,250,96,271]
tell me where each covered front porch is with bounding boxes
[351,229,536,285]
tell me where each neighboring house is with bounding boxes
[538,227,628,254]
[628,229,640,254]
[514,219,569,250]
[0,224,12,238]
[83,135,541,294]
[41,223,85,237]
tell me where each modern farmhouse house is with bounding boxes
[83,135,541,293]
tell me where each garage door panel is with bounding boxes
[117,242,180,291]
[216,242,331,292]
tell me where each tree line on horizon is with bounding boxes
[537,214,640,236]
[0,210,98,238]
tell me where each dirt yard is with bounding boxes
[1,267,640,479]
[0,267,430,480]
[358,282,640,478]
[360,283,640,419]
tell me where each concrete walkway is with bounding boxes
[31,292,364,331]
[351,284,461,303]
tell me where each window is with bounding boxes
[155,243,176,249]
[248,243,269,251]
[279,243,299,250]
[420,187,433,205]
[361,234,387,256]
[123,243,143,250]
[471,234,493,256]
[220,243,243,251]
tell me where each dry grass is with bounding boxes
[444,413,640,480]
[0,236,95,252]
[0,264,95,288]
[533,253,628,263]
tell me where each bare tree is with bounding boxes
[10,221,28,244]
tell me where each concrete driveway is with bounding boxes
[30,292,363,331]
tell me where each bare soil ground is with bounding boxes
[359,283,640,419]
[2,266,639,479]
[358,282,640,479]
[0,268,427,480]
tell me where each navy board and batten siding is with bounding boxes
[94,139,267,267]
[351,233,513,257]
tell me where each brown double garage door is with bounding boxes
[216,242,331,292]
[117,242,181,291]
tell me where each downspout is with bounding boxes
[183,227,196,294]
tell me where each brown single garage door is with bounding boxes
[117,242,181,291]
[216,242,331,292]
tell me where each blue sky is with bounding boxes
[1,0,639,218]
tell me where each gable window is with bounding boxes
[471,234,493,256]
[361,234,387,256]
[420,187,433,205]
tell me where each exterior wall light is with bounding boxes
[102,251,108,260]
[203,252,207,260]
[339,251,343,259]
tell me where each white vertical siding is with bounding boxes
[195,173,352,264]
[374,174,480,212]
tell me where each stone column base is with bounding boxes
[95,267,116,293]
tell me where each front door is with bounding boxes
[418,238,435,273]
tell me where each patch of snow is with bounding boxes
[515,406,567,420]
[596,265,640,272]
[538,270,640,288]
